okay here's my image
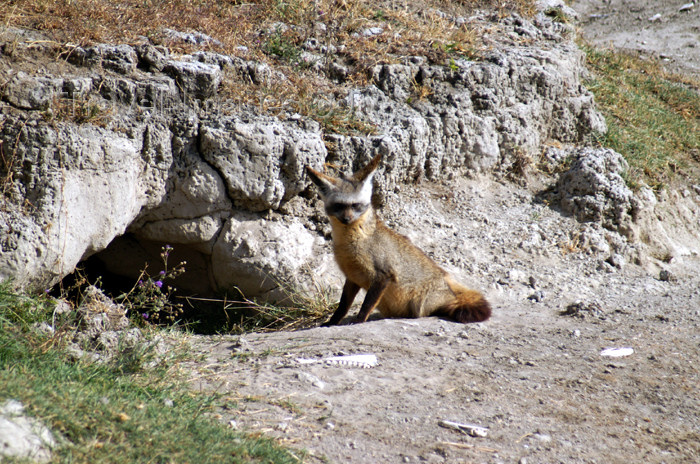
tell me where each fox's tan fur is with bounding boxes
[306,154,491,325]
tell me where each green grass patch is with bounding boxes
[582,43,700,189]
[0,282,302,463]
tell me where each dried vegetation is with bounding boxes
[1,0,535,133]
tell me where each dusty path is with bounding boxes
[572,0,700,77]
[183,177,700,463]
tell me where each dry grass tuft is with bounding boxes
[187,283,338,334]
[44,96,112,125]
[1,1,534,57]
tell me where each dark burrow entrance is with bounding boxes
[52,234,251,334]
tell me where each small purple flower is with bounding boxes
[138,280,144,287]
[159,270,166,276]
[155,280,163,288]
[142,313,149,319]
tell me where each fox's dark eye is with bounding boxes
[328,203,344,214]
[351,203,365,212]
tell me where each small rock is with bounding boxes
[659,269,672,282]
[95,44,138,74]
[0,400,57,464]
[53,300,72,315]
[70,44,138,74]
[31,322,55,337]
[120,328,144,349]
[296,371,326,389]
[527,291,545,303]
[163,60,221,99]
[63,78,92,99]
[97,331,120,351]
[232,337,251,352]
[423,327,446,337]
[275,421,289,432]
[560,301,605,319]
[600,347,634,357]
[328,61,349,82]
[362,27,384,37]
[66,342,102,363]
[135,43,168,72]
[163,398,174,407]
[299,51,323,70]
[302,38,320,50]
[1,400,25,415]
[508,269,526,283]
[266,22,289,34]
[555,149,634,233]
[648,13,662,22]
[532,432,552,443]
[598,260,616,273]
[163,28,221,46]
[606,253,626,269]
[3,74,62,110]
[679,3,694,12]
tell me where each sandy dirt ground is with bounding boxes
[572,0,700,77]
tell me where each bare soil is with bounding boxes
[572,0,700,77]
[184,176,700,463]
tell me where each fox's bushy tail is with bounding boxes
[434,279,491,323]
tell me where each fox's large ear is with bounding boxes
[353,154,381,204]
[352,153,382,183]
[306,166,340,198]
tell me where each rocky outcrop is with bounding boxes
[542,146,700,265]
[554,148,636,234]
[199,115,326,212]
[325,19,606,189]
[0,7,628,301]
[1,116,168,287]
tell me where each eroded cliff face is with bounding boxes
[0,4,695,301]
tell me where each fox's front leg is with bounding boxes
[322,279,361,326]
[353,276,391,323]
